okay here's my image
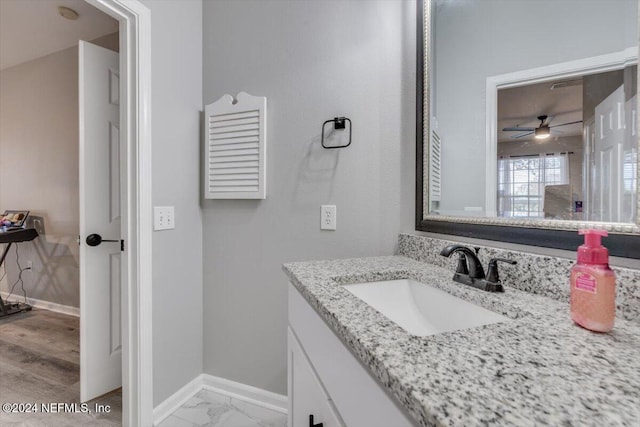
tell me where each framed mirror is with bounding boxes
[416,0,640,258]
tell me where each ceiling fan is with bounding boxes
[502,115,582,139]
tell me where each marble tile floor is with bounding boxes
[157,389,287,427]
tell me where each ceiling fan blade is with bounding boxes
[544,115,555,125]
[550,120,583,128]
[512,131,534,139]
[502,127,535,132]
[550,128,565,135]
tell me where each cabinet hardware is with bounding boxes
[309,414,324,427]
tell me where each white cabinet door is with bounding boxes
[288,284,416,427]
[289,328,344,427]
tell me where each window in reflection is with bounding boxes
[498,154,570,218]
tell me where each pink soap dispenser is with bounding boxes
[570,229,616,332]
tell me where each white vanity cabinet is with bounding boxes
[288,328,344,427]
[288,283,416,427]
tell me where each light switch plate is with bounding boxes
[320,205,336,230]
[154,206,175,231]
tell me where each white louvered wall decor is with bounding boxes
[204,92,267,199]
[429,130,441,202]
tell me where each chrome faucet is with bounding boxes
[439,245,516,292]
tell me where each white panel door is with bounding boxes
[623,95,637,223]
[582,117,595,219]
[79,41,122,402]
[593,85,625,222]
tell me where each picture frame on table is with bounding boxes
[1,210,30,228]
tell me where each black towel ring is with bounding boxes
[321,117,352,149]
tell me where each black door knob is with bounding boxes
[86,233,119,247]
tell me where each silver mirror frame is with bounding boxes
[416,0,640,258]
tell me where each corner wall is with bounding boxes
[140,0,204,406]
[202,0,417,394]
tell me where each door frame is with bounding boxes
[84,1,153,425]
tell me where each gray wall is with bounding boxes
[202,0,416,394]
[139,0,204,406]
[0,33,118,308]
[433,0,637,215]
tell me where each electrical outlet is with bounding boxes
[320,205,336,231]
[154,206,175,231]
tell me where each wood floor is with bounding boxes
[0,309,121,426]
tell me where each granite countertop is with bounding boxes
[283,256,640,427]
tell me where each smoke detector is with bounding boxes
[58,6,79,21]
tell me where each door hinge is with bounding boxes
[120,239,125,252]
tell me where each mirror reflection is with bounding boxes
[497,67,637,222]
[428,0,639,226]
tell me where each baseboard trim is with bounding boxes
[201,374,288,414]
[153,374,288,426]
[152,375,203,426]
[0,292,79,317]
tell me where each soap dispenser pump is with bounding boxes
[570,229,616,332]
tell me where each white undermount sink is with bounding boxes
[343,279,509,337]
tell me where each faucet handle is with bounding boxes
[486,258,517,284]
[455,254,469,275]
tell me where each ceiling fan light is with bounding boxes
[535,126,550,139]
